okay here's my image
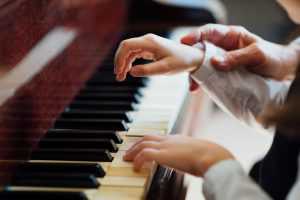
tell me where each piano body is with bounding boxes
[0,0,218,199]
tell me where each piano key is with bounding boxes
[107,151,152,177]
[86,80,147,87]
[99,176,147,187]
[38,138,118,153]
[54,119,129,131]
[69,101,138,111]
[81,86,143,97]
[75,92,141,103]
[61,110,133,123]
[13,173,100,188]
[86,186,144,200]
[46,129,123,144]
[118,137,142,151]
[17,162,106,177]
[89,73,149,85]
[128,121,169,131]
[0,191,88,200]
[31,149,113,162]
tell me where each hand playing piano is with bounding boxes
[123,135,234,177]
[114,34,205,81]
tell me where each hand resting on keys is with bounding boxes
[123,134,234,177]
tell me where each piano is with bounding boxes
[0,0,219,199]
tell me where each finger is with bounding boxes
[123,141,161,161]
[181,31,200,45]
[125,135,165,155]
[114,37,156,80]
[211,45,263,71]
[117,49,143,81]
[133,148,161,171]
[181,25,226,47]
[130,57,174,77]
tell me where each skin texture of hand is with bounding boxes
[181,24,299,80]
[114,34,205,81]
[123,135,235,177]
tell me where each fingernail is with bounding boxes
[116,74,123,82]
[129,70,138,77]
[213,55,225,63]
[133,166,140,172]
[123,154,128,161]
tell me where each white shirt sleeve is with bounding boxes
[203,158,300,200]
[191,42,292,134]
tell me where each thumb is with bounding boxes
[181,31,200,46]
[211,45,262,71]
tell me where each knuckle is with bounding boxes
[137,67,148,75]
[251,43,263,55]
[230,25,248,34]
[144,33,157,41]
[251,44,266,61]
[143,135,152,140]
[160,59,170,70]
[140,149,150,158]
[145,33,156,39]
[120,40,130,48]
[139,142,149,149]
[202,23,214,29]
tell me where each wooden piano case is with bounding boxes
[0,0,217,199]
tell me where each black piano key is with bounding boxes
[81,86,143,97]
[61,110,133,123]
[54,118,129,131]
[38,138,118,153]
[13,173,100,188]
[31,149,113,162]
[69,101,138,111]
[17,162,105,177]
[0,191,88,200]
[89,73,149,85]
[46,129,123,144]
[75,92,141,103]
[86,80,147,87]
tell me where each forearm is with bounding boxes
[191,42,291,133]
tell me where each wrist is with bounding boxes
[287,41,300,76]
[196,146,235,177]
[189,43,206,73]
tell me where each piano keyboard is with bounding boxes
[1,33,189,200]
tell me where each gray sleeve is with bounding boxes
[203,158,300,200]
[203,160,272,200]
[190,42,291,134]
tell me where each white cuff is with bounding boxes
[203,160,245,199]
[191,41,225,84]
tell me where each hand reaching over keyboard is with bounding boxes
[181,24,299,80]
[114,34,204,81]
[123,135,234,177]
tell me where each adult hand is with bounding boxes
[114,34,204,81]
[123,135,234,177]
[181,24,299,80]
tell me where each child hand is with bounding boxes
[123,135,234,177]
[114,34,204,81]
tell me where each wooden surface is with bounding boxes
[0,0,127,184]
